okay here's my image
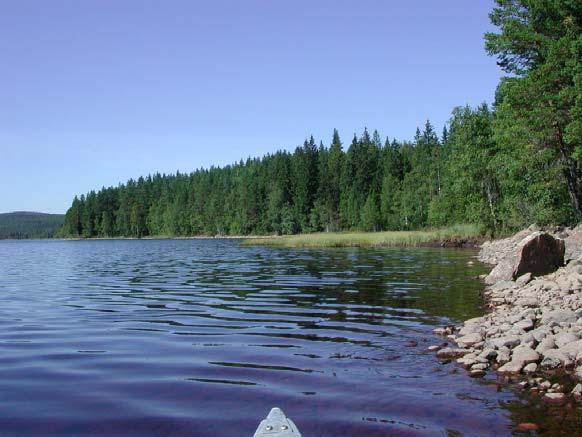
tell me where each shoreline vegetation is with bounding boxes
[242,224,485,248]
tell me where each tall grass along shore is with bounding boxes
[242,225,484,248]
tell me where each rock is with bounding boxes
[471,363,488,371]
[498,360,524,374]
[523,363,538,373]
[512,233,565,279]
[436,348,470,359]
[542,348,571,366]
[565,231,582,262]
[433,328,447,336]
[492,335,521,349]
[496,350,511,365]
[456,333,483,347]
[576,365,582,379]
[541,309,577,325]
[427,345,441,352]
[458,322,483,337]
[479,348,497,360]
[485,259,515,285]
[514,297,539,308]
[470,369,486,378]
[572,383,582,400]
[515,319,534,332]
[555,332,578,348]
[512,345,540,365]
[542,392,566,403]
[515,272,533,286]
[535,336,556,354]
[516,423,539,431]
[457,355,478,368]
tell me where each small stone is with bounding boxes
[437,348,470,359]
[554,332,578,348]
[496,351,511,365]
[515,273,532,286]
[479,348,497,360]
[469,369,486,378]
[515,318,534,332]
[516,423,539,431]
[535,336,556,353]
[457,356,477,368]
[515,297,539,307]
[542,392,566,403]
[498,360,524,374]
[492,335,521,349]
[523,363,538,373]
[433,328,447,336]
[541,309,577,325]
[456,332,483,347]
[512,345,540,365]
[427,345,441,352]
[541,348,571,367]
[471,363,488,371]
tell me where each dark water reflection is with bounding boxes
[0,239,574,436]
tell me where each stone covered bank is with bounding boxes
[432,225,582,403]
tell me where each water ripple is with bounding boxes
[1,239,569,436]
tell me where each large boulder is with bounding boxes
[512,232,565,279]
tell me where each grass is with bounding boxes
[241,224,484,248]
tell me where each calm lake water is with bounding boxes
[0,239,578,436]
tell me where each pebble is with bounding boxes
[542,392,566,403]
[516,423,539,431]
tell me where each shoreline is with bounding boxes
[430,225,582,404]
[241,226,486,249]
[4,227,488,248]
[4,235,273,242]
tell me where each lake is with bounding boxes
[0,239,577,436]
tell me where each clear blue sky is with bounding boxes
[0,0,501,214]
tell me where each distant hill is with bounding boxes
[0,212,65,239]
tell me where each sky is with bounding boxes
[0,0,502,214]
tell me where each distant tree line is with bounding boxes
[60,0,581,238]
[0,212,65,239]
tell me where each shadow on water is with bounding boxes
[0,239,578,435]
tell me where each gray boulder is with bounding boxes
[512,345,540,365]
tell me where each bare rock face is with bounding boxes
[512,233,565,279]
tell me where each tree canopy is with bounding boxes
[60,0,582,238]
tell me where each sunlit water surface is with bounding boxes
[0,239,579,436]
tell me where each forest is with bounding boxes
[60,1,581,238]
[0,212,65,239]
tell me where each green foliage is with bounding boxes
[485,0,582,224]
[0,212,65,239]
[60,1,581,238]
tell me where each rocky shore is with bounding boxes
[431,225,582,403]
